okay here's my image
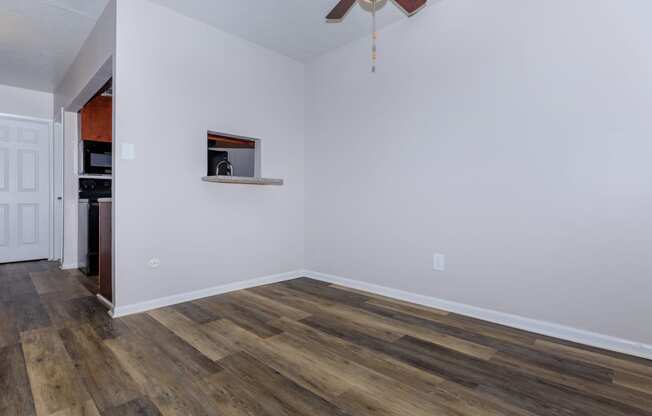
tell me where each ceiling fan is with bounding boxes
[326,0,428,72]
[326,0,428,21]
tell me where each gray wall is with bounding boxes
[305,0,652,345]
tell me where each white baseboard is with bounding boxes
[111,270,305,318]
[108,267,652,360]
[60,263,79,270]
[303,270,652,361]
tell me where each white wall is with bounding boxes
[305,0,652,345]
[53,0,115,119]
[113,0,305,308]
[0,84,53,120]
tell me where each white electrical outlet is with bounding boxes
[433,253,446,271]
[148,258,160,269]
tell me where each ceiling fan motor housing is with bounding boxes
[358,0,389,11]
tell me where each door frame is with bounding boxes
[0,112,55,262]
[53,120,64,261]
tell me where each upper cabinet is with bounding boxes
[207,133,255,148]
[80,95,112,142]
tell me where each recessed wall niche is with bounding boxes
[206,132,259,178]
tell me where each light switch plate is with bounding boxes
[433,253,446,271]
[121,143,135,160]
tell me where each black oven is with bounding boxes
[83,141,112,175]
[78,178,111,276]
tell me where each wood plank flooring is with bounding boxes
[2,261,652,415]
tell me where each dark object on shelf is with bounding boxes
[207,149,230,176]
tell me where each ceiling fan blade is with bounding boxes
[326,0,357,21]
[393,0,427,16]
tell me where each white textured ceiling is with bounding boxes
[0,0,109,92]
[148,0,418,62]
[0,0,423,92]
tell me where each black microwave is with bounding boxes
[83,141,112,174]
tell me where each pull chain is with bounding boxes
[372,0,377,73]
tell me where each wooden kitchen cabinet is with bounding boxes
[98,199,112,303]
[208,133,255,148]
[80,95,112,142]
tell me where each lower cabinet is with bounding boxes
[98,199,112,303]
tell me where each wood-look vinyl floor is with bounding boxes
[2,261,652,415]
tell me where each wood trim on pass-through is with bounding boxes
[207,133,255,149]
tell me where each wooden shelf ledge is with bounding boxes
[202,176,283,186]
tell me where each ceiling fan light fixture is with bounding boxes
[358,0,389,12]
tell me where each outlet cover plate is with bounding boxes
[148,258,160,269]
[433,253,446,271]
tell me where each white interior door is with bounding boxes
[0,115,51,263]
